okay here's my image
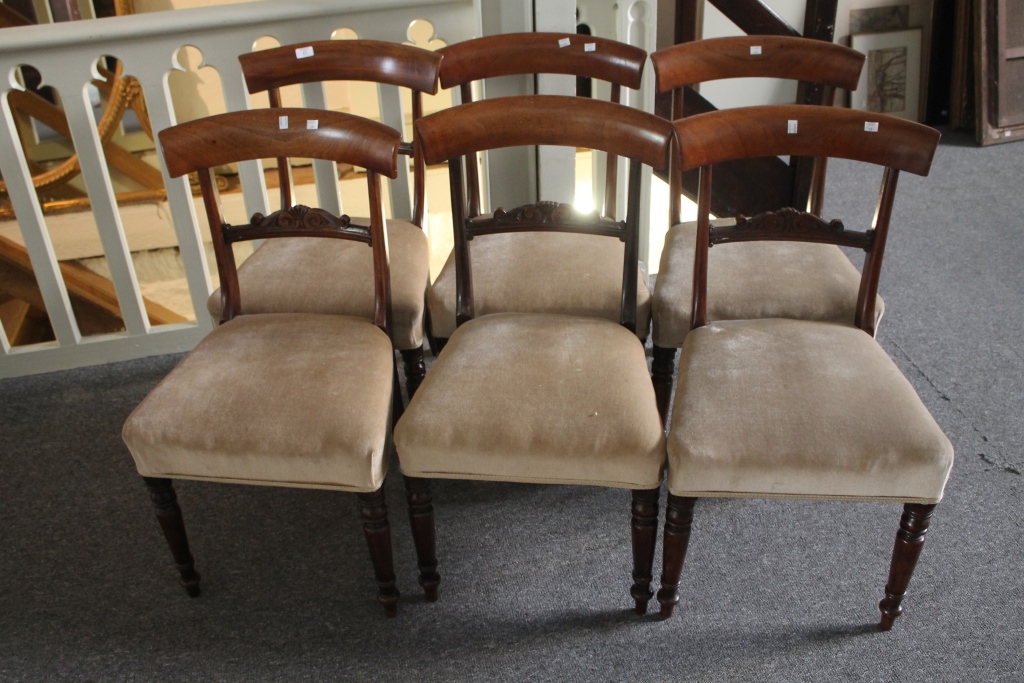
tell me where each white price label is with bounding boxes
[864,122,879,132]
[278,115,288,129]
[307,120,319,130]
[584,42,596,52]
[750,45,762,55]
[787,120,798,134]
[295,46,314,59]
[558,38,571,47]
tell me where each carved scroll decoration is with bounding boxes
[469,201,625,240]
[710,206,873,250]
[223,205,368,243]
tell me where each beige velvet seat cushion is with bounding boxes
[123,313,394,492]
[426,232,651,340]
[207,219,428,350]
[652,220,885,348]
[667,319,954,502]
[395,312,666,488]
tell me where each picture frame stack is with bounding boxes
[844,3,931,122]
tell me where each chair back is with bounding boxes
[675,105,940,336]
[651,36,865,222]
[159,108,401,330]
[437,33,647,218]
[239,40,442,226]
[416,95,673,333]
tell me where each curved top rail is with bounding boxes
[0,0,446,54]
[674,105,939,176]
[159,108,400,178]
[240,39,442,95]
[651,36,864,94]
[415,95,673,171]
[437,32,646,90]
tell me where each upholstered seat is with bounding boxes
[207,220,429,350]
[668,319,953,502]
[427,232,651,340]
[123,312,395,491]
[652,220,885,348]
[396,312,665,488]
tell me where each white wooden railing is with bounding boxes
[0,0,657,378]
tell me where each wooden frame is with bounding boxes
[675,104,939,336]
[668,0,840,217]
[158,108,399,330]
[850,28,925,122]
[239,39,441,227]
[436,33,647,219]
[416,95,672,335]
[975,0,1024,144]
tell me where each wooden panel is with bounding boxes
[0,3,33,27]
[975,0,1024,142]
[997,0,1024,127]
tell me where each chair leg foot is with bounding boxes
[400,347,427,398]
[630,488,660,614]
[143,477,201,597]
[651,345,677,425]
[356,488,400,617]
[878,503,936,631]
[657,495,696,618]
[404,476,440,601]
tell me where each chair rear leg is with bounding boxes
[651,345,677,425]
[143,477,201,597]
[404,476,440,601]
[657,495,696,618]
[400,347,427,398]
[878,503,937,630]
[630,488,660,614]
[356,487,400,617]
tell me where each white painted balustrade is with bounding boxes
[0,0,658,378]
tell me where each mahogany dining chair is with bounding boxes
[205,40,441,396]
[425,33,653,351]
[658,105,953,631]
[395,95,673,612]
[649,36,873,421]
[123,109,404,616]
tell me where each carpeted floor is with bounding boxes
[1,128,1022,681]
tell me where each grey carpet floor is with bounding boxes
[1,128,1022,681]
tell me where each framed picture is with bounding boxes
[850,28,924,122]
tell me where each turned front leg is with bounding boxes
[356,488,400,618]
[142,477,201,597]
[657,495,696,618]
[630,488,660,614]
[879,503,937,630]
[404,476,440,601]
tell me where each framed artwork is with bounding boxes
[850,28,924,121]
